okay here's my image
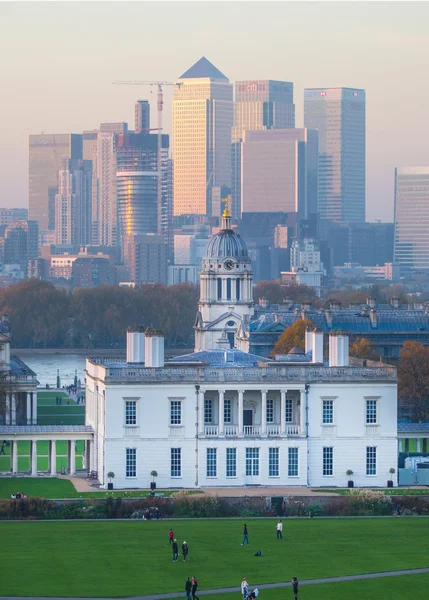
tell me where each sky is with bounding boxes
[1,0,429,221]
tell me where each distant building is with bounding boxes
[123,234,167,284]
[173,57,233,217]
[394,166,429,272]
[55,159,92,246]
[3,220,38,274]
[168,265,198,285]
[304,88,365,222]
[333,262,400,283]
[29,134,82,230]
[280,238,325,297]
[0,208,28,226]
[72,257,111,287]
[49,250,113,280]
[135,100,150,133]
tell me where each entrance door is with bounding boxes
[243,410,253,426]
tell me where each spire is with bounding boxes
[221,197,232,230]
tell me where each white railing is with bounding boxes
[204,425,219,436]
[224,425,238,436]
[123,426,140,437]
[366,424,379,436]
[267,424,281,436]
[286,424,300,436]
[244,425,261,436]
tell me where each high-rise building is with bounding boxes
[3,220,39,273]
[135,100,150,133]
[240,128,318,218]
[55,159,92,246]
[0,208,28,226]
[29,134,82,230]
[123,234,168,284]
[232,80,295,218]
[304,88,366,222]
[394,166,429,271]
[82,130,99,244]
[173,57,233,217]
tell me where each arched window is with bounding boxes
[226,278,231,300]
[236,278,241,300]
[217,278,222,300]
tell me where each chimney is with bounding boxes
[126,326,145,364]
[302,301,312,312]
[144,328,164,368]
[329,330,349,367]
[390,296,400,309]
[414,301,424,311]
[366,297,376,309]
[311,328,324,363]
[369,308,377,328]
[258,297,268,308]
[329,300,341,311]
[305,326,313,355]
[325,308,332,327]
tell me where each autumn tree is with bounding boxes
[349,338,377,360]
[271,319,313,356]
[398,341,429,423]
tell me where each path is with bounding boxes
[1,568,428,600]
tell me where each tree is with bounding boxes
[271,319,313,356]
[349,338,377,360]
[398,341,429,423]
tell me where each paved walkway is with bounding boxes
[2,568,428,600]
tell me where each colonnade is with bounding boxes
[4,391,37,425]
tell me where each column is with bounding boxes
[89,439,94,472]
[261,389,267,435]
[32,393,37,425]
[219,390,225,435]
[280,390,286,435]
[31,440,37,476]
[300,389,306,435]
[70,440,76,476]
[11,393,16,425]
[238,389,244,436]
[398,439,402,453]
[416,439,421,452]
[5,393,10,425]
[198,390,205,435]
[12,440,18,474]
[50,440,56,476]
[26,392,32,425]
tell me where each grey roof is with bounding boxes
[179,57,228,80]
[0,425,94,434]
[205,229,248,259]
[397,422,429,433]
[169,348,272,367]
[10,355,37,377]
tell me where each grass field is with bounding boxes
[0,518,428,597]
[36,390,85,425]
[0,440,85,473]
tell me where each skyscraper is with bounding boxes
[232,80,295,218]
[135,100,150,133]
[29,134,82,230]
[83,130,99,244]
[173,57,233,217]
[55,159,92,246]
[304,88,366,222]
[394,166,429,271]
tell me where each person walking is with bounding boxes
[182,541,189,562]
[172,539,179,562]
[241,578,249,599]
[185,577,192,600]
[276,520,283,540]
[191,577,199,600]
[0,442,5,455]
[169,528,174,544]
[241,524,249,545]
[291,577,298,600]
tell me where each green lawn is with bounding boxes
[37,391,85,425]
[0,519,428,597]
[313,488,429,496]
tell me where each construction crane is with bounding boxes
[113,81,182,234]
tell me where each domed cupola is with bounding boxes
[205,206,248,259]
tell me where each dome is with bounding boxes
[205,229,248,259]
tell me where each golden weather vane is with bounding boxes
[222,197,231,218]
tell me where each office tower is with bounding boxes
[0,208,28,226]
[95,122,128,247]
[173,57,233,217]
[29,134,82,230]
[123,234,168,284]
[135,100,150,133]
[232,80,295,218]
[3,220,39,273]
[304,88,366,222]
[83,130,99,244]
[55,159,92,246]
[241,128,318,218]
[394,166,429,271]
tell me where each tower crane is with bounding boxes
[113,80,182,234]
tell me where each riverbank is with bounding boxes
[16,348,193,356]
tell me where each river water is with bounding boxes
[16,353,89,387]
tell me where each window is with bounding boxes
[322,399,334,424]
[217,278,222,299]
[125,401,137,425]
[126,448,136,478]
[246,447,259,476]
[170,400,182,425]
[285,398,293,423]
[366,446,377,475]
[269,447,279,477]
[236,278,241,300]
[323,447,333,476]
[266,399,274,423]
[224,398,232,423]
[204,398,213,424]
[226,448,236,477]
[206,448,217,477]
[288,447,299,477]
[366,399,377,424]
[171,448,181,477]
[226,278,231,300]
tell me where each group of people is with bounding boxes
[241,577,298,600]
[184,577,199,600]
[169,529,189,562]
[10,492,26,499]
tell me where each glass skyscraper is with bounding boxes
[394,166,429,271]
[304,88,366,223]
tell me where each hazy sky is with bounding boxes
[1,1,429,221]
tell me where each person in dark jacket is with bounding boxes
[172,539,179,562]
[185,577,192,600]
[292,577,298,599]
[182,541,189,562]
[191,577,199,600]
[241,524,249,545]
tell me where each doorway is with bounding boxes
[243,410,253,426]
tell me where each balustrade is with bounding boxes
[204,425,219,436]
[243,425,261,436]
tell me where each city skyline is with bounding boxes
[1,2,429,221]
